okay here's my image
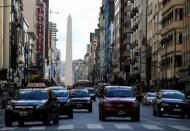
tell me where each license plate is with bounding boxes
[173,109,181,112]
[118,111,125,115]
[19,111,28,116]
[77,104,82,107]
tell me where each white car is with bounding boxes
[143,92,156,105]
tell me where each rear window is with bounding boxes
[162,91,185,99]
[105,88,135,97]
[52,89,68,97]
[70,90,89,97]
[147,93,156,97]
[16,90,47,100]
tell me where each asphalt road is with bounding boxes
[0,98,190,131]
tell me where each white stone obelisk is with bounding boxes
[65,15,73,86]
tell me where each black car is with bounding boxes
[153,89,190,118]
[70,89,92,112]
[86,87,96,102]
[5,88,60,126]
[50,87,73,118]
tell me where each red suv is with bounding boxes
[99,86,140,121]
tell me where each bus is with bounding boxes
[74,80,92,89]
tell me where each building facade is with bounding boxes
[160,0,184,89]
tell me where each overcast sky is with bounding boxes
[49,0,102,61]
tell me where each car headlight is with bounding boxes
[162,103,169,107]
[6,105,13,110]
[103,102,112,107]
[36,105,44,110]
[132,102,139,107]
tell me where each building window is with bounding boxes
[176,55,182,67]
[179,9,183,20]
[179,32,182,44]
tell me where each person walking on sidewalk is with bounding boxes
[2,90,9,109]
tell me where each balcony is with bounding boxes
[161,21,183,35]
[162,0,184,15]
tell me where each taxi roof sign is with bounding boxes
[27,83,46,88]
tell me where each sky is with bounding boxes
[49,0,102,61]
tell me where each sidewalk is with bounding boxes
[0,109,4,127]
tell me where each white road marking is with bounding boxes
[87,124,104,129]
[58,125,74,130]
[29,126,46,130]
[114,124,133,129]
[142,124,163,130]
[170,125,190,130]
[0,127,17,130]
[142,117,161,124]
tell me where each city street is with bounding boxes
[0,99,190,131]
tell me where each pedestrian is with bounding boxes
[2,90,9,109]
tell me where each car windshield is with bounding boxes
[70,90,89,97]
[162,91,185,99]
[147,93,156,97]
[87,88,95,94]
[105,88,135,97]
[16,90,47,100]
[52,89,68,97]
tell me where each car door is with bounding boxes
[48,90,59,118]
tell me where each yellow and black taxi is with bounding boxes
[70,89,92,112]
[49,86,73,118]
[5,83,60,126]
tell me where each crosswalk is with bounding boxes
[0,123,190,130]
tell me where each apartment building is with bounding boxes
[160,0,185,89]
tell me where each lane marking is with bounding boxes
[0,127,17,130]
[142,124,163,130]
[87,124,104,129]
[170,125,190,131]
[29,126,46,130]
[142,117,161,124]
[58,125,74,130]
[114,124,133,129]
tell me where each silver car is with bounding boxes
[143,92,156,105]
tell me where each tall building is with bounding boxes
[160,0,184,89]
[65,15,73,86]
[130,0,147,86]
[179,0,190,92]
[0,0,24,86]
[147,0,162,89]
[104,0,114,82]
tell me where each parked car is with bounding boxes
[153,89,190,118]
[86,87,96,102]
[70,89,92,112]
[49,86,73,118]
[99,86,140,121]
[143,92,156,105]
[5,88,60,126]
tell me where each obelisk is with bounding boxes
[65,15,73,86]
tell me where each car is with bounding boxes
[142,92,156,105]
[86,87,96,102]
[49,86,73,118]
[153,89,190,118]
[5,88,60,126]
[70,89,92,112]
[99,86,140,121]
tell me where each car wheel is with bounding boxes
[157,109,163,117]
[131,112,140,122]
[88,105,92,112]
[180,114,185,118]
[43,115,50,126]
[18,121,24,127]
[99,110,105,121]
[68,110,73,119]
[53,115,59,125]
[5,119,12,127]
